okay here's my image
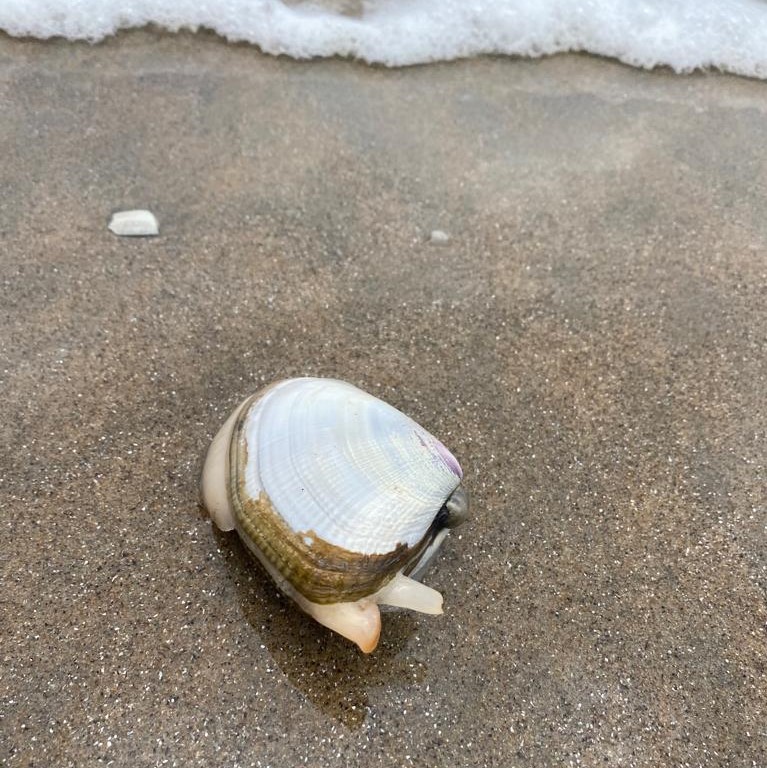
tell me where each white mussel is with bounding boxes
[201,377,469,652]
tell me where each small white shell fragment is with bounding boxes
[108,209,159,237]
[429,229,450,245]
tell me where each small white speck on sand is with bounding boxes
[108,209,159,237]
[429,229,450,245]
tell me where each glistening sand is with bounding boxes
[1,29,766,768]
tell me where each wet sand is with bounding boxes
[1,29,766,767]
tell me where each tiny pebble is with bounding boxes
[429,229,450,245]
[108,209,159,237]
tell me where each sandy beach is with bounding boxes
[1,28,766,767]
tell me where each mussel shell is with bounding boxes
[228,378,463,604]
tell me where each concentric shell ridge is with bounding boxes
[235,377,461,557]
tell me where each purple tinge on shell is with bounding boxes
[434,436,463,478]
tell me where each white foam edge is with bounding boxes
[2,1,767,79]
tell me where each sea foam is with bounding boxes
[2,0,767,79]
